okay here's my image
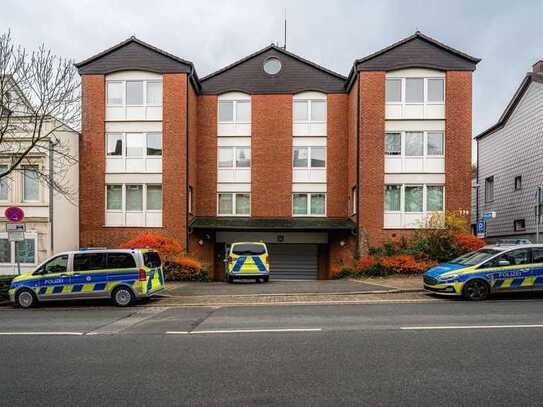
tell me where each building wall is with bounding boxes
[327,94,349,217]
[196,95,217,217]
[478,80,543,239]
[251,94,293,217]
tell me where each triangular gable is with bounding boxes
[76,37,193,75]
[201,45,346,94]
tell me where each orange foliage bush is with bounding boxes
[455,234,485,252]
[120,233,183,262]
[358,256,377,271]
[172,256,202,272]
[381,255,437,274]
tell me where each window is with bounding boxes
[427,132,444,156]
[107,253,136,269]
[427,79,445,103]
[293,193,326,216]
[218,100,251,123]
[126,133,146,157]
[427,186,444,211]
[106,80,162,107]
[405,78,424,103]
[385,79,402,103]
[384,185,401,211]
[107,81,123,105]
[126,81,144,105]
[352,187,357,214]
[485,176,494,203]
[514,176,522,191]
[217,193,250,216]
[0,239,10,263]
[533,248,543,264]
[385,184,444,214]
[385,133,401,155]
[405,132,424,156]
[232,243,266,256]
[23,166,39,201]
[263,57,282,75]
[106,185,122,210]
[146,81,162,105]
[293,147,326,168]
[188,186,193,214]
[514,219,526,232]
[42,255,69,274]
[143,251,161,268]
[146,185,162,210]
[293,100,326,122]
[107,133,123,156]
[73,253,107,272]
[0,165,9,200]
[218,147,251,168]
[484,249,530,268]
[126,185,143,211]
[146,133,162,156]
[15,239,35,264]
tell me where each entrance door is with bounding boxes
[268,244,318,280]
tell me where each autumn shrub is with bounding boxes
[381,255,437,275]
[455,234,485,252]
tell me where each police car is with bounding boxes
[9,248,165,308]
[225,242,270,283]
[423,244,543,300]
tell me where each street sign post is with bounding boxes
[482,211,496,220]
[5,216,26,275]
[537,187,542,244]
[477,220,486,239]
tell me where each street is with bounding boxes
[1,300,543,406]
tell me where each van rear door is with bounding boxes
[229,243,268,274]
[143,251,164,292]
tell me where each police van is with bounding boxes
[9,248,164,308]
[225,242,270,283]
[423,244,543,300]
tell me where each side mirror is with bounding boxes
[498,260,511,267]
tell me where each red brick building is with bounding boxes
[76,32,479,280]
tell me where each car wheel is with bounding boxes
[16,289,38,309]
[112,286,135,307]
[462,279,490,301]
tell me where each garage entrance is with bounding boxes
[268,244,319,280]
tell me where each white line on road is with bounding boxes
[0,332,84,335]
[166,328,323,335]
[401,324,543,330]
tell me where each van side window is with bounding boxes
[483,249,530,268]
[533,248,543,264]
[73,253,107,272]
[143,252,161,268]
[107,253,136,269]
[43,255,69,274]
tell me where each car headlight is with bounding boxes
[439,274,458,282]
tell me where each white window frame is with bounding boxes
[293,99,327,124]
[217,192,251,217]
[217,100,251,124]
[188,186,193,214]
[385,77,445,106]
[217,146,251,169]
[105,132,162,171]
[384,184,445,215]
[0,164,10,202]
[105,184,163,227]
[105,80,163,107]
[384,131,445,158]
[352,187,357,215]
[22,165,40,203]
[292,192,327,217]
[292,146,327,169]
[0,233,38,266]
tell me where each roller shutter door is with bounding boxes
[268,244,319,280]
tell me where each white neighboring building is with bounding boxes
[0,81,79,275]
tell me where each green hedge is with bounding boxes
[0,276,16,300]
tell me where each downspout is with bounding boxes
[48,139,55,255]
[355,76,361,255]
[185,66,194,253]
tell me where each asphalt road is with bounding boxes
[2,300,543,406]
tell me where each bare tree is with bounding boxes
[0,30,79,202]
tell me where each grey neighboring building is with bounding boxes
[475,61,543,242]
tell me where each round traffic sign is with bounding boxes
[5,207,24,223]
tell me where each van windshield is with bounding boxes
[232,244,266,256]
[449,249,502,266]
[143,251,162,268]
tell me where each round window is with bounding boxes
[263,57,282,75]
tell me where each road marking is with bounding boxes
[86,307,170,335]
[166,328,323,335]
[0,332,84,335]
[401,324,543,330]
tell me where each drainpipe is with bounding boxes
[185,66,195,253]
[48,139,55,255]
[355,76,361,255]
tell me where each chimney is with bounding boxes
[533,60,543,73]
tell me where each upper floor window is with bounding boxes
[23,166,39,202]
[106,132,162,173]
[485,176,494,203]
[385,131,444,157]
[218,146,251,168]
[385,77,444,104]
[217,193,250,216]
[293,146,326,168]
[293,99,326,123]
[514,176,522,191]
[218,100,250,123]
[106,183,162,227]
[293,193,326,216]
[106,80,162,107]
[384,184,444,213]
[0,165,9,201]
[514,219,526,232]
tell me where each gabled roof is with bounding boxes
[346,31,480,91]
[200,44,346,95]
[201,44,346,82]
[476,73,543,140]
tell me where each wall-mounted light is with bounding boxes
[339,240,346,247]
[198,239,204,246]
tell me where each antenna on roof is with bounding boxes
[283,8,287,50]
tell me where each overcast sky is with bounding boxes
[3,0,543,140]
